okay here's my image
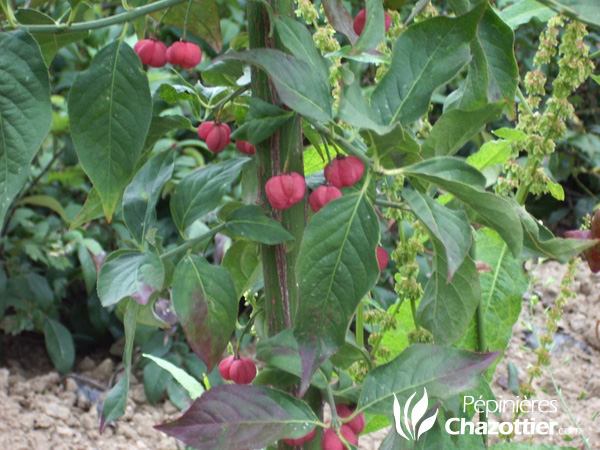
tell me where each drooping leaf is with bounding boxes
[256,329,331,389]
[0,31,52,228]
[229,98,294,145]
[295,190,380,394]
[170,157,250,236]
[14,9,88,66]
[457,229,528,362]
[17,195,70,223]
[421,102,506,158]
[466,140,512,170]
[142,115,192,155]
[321,0,359,44]
[143,353,205,400]
[123,151,175,246]
[369,2,485,127]
[219,49,332,122]
[403,189,472,280]
[69,188,104,230]
[338,81,391,134]
[155,385,319,449]
[224,205,294,245]
[171,255,237,372]
[143,354,175,404]
[358,344,499,415]
[44,318,75,374]
[68,40,152,221]
[97,248,164,307]
[404,157,522,256]
[362,123,420,169]
[101,299,138,432]
[352,0,385,54]
[417,243,481,345]
[151,0,222,52]
[515,202,596,262]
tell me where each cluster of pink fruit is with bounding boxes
[197,121,256,155]
[218,355,257,385]
[134,39,202,69]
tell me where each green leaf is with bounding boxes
[69,188,104,230]
[97,248,164,307]
[17,195,69,223]
[101,299,138,431]
[142,115,192,155]
[417,243,481,345]
[44,318,75,374]
[493,127,527,142]
[170,157,250,235]
[229,98,294,145]
[275,17,329,82]
[171,255,238,372]
[143,353,205,400]
[143,355,174,404]
[404,157,523,256]
[221,240,262,298]
[403,189,472,279]
[362,123,420,170]
[421,102,506,158]
[490,444,577,450]
[224,205,294,245]
[499,0,556,29]
[0,31,52,228]
[466,140,512,170]
[219,49,332,123]
[457,229,528,362]
[338,81,391,134]
[123,151,175,246]
[535,0,600,28]
[155,385,319,449]
[295,189,380,394]
[68,40,152,221]
[370,3,484,126]
[151,0,222,52]
[256,329,331,389]
[14,9,88,66]
[515,203,595,262]
[358,344,499,414]
[352,0,385,54]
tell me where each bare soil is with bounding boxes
[0,261,598,449]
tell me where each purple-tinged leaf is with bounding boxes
[358,344,500,415]
[171,255,237,372]
[155,385,318,450]
[322,0,359,44]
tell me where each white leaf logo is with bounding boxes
[393,389,437,441]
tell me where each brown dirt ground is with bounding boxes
[0,261,598,450]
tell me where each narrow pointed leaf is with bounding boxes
[68,40,152,221]
[0,31,52,228]
[322,0,359,44]
[499,0,555,29]
[44,318,75,374]
[221,240,262,298]
[225,205,294,245]
[535,0,600,28]
[123,151,175,245]
[403,189,472,280]
[229,98,294,145]
[170,157,250,235]
[171,255,237,372]
[295,191,380,394]
[352,0,385,54]
[155,385,319,450]
[358,344,500,414]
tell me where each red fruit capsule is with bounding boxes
[197,121,231,153]
[229,357,256,384]
[166,41,202,69]
[265,172,306,210]
[335,404,366,435]
[309,185,343,212]
[134,39,167,68]
[324,156,365,188]
[353,9,392,35]
[218,355,235,380]
[236,141,256,155]
[376,246,388,271]
[321,426,357,450]
[283,428,317,446]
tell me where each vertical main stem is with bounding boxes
[248,0,306,336]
